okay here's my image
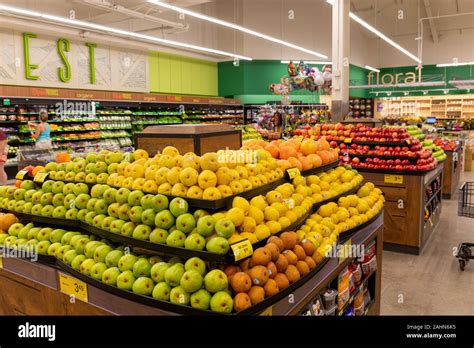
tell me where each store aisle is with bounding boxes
[381,170,474,315]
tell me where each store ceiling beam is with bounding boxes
[423,0,439,43]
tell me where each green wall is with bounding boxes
[149,51,218,96]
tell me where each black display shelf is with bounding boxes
[0,245,56,265]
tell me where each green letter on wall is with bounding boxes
[86,42,97,84]
[57,38,72,82]
[23,32,39,80]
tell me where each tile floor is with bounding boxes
[381,170,474,315]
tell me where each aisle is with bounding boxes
[381,170,474,315]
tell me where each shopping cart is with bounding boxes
[456,182,474,270]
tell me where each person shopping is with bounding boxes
[29,110,52,149]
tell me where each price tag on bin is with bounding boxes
[231,239,253,262]
[286,168,301,180]
[15,170,29,180]
[59,273,88,303]
[33,172,49,184]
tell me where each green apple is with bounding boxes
[64,172,76,182]
[20,180,35,190]
[86,198,98,211]
[117,270,136,290]
[40,192,54,206]
[94,245,113,263]
[164,263,185,287]
[15,238,28,248]
[0,233,9,245]
[49,229,66,243]
[14,200,26,213]
[180,270,203,293]
[185,257,206,276]
[206,237,230,255]
[80,258,96,275]
[13,188,26,201]
[85,211,96,225]
[152,282,171,301]
[27,227,40,240]
[56,171,66,181]
[132,225,151,241]
[40,205,54,217]
[103,188,117,204]
[62,183,75,195]
[132,258,152,278]
[94,199,108,215]
[150,262,170,283]
[92,214,106,228]
[65,208,78,220]
[210,291,233,313]
[65,162,75,173]
[109,219,125,234]
[36,240,51,255]
[31,191,43,205]
[8,223,24,237]
[190,289,212,310]
[118,254,137,272]
[90,184,103,198]
[118,204,131,221]
[73,183,89,196]
[107,202,120,218]
[128,190,144,207]
[85,173,97,184]
[155,210,175,230]
[63,249,77,264]
[193,209,209,221]
[140,209,156,227]
[204,270,228,293]
[24,190,36,202]
[184,234,206,251]
[74,237,90,255]
[90,262,107,280]
[169,197,188,217]
[149,228,168,244]
[85,162,95,174]
[86,153,97,163]
[151,194,169,213]
[196,216,215,237]
[170,286,190,306]
[71,255,87,270]
[64,193,76,208]
[18,223,34,239]
[74,159,86,172]
[105,249,124,267]
[176,213,196,234]
[128,206,144,224]
[42,180,54,193]
[75,193,91,210]
[77,209,88,222]
[102,267,120,286]
[52,206,67,218]
[140,195,155,210]
[214,218,235,238]
[31,204,42,216]
[132,277,154,296]
[95,162,107,174]
[37,228,53,241]
[96,173,109,184]
[115,188,131,205]
[101,216,116,231]
[168,256,183,265]
[84,241,104,258]
[74,172,86,183]
[166,230,186,248]
[121,221,136,237]
[6,200,16,211]
[4,235,17,247]
[56,245,72,260]
[51,181,64,194]
[149,256,163,265]
[70,234,87,248]
[61,231,81,245]
[105,152,123,165]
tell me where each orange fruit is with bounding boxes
[248,286,265,305]
[230,272,252,293]
[234,292,252,312]
[274,273,290,289]
[285,265,301,283]
[296,261,310,276]
[263,279,279,297]
[249,265,269,286]
[250,247,272,266]
[275,254,289,273]
[267,236,284,252]
[264,242,280,262]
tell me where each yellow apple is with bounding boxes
[179,167,199,187]
[187,186,203,199]
[228,169,240,182]
[142,180,158,193]
[199,152,219,171]
[240,232,258,244]
[145,166,159,180]
[248,206,264,225]
[254,224,271,240]
[228,234,245,244]
[266,190,283,204]
[216,167,232,185]
[248,176,262,188]
[239,179,252,192]
[278,216,291,229]
[239,216,256,233]
[133,149,149,160]
[234,165,249,179]
[162,146,180,157]
[166,167,181,185]
[257,174,268,185]
[245,164,259,176]
[154,167,170,185]
[264,206,280,221]
[198,170,217,189]
[171,183,188,197]
[158,183,172,195]
[266,221,281,235]
[226,207,245,227]
[229,181,244,194]
[217,185,233,198]
[132,178,146,190]
[117,162,129,175]
[130,164,145,179]
[181,154,200,170]
[113,175,126,187]
[212,212,225,221]
[122,177,134,189]
[203,187,222,200]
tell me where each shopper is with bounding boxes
[0,130,7,185]
[29,110,52,149]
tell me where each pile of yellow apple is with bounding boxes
[215,166,363,245]
[296,183,385,256]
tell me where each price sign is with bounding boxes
[59,273,88,303]
[339,239,352,264]
[15,170,29,180]
[33,172,49,184]
[286,167,301,180]
[384,174,403,185]
[260,306,273,316]
[344,138,352,144]
[231,239,253,262]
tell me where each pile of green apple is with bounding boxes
[0,222,234,313]
[0,180,234,255]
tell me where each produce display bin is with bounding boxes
[134,124,242,156]
[442,146,463,199]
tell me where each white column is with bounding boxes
[331,0,350,122]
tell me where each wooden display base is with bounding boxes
[0,215,383,316]
[442,147,463,199]
[135,124,242,156]
[361,164,444,255]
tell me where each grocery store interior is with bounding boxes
[0,0,473,318]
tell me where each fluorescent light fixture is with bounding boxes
[326,0,421,64]
[365,65,380,73]
[436,62,474,67]
[0,4,251,60]
[148,0,328,59]
[404,91,409,96]
[281,60,332,65]
[423,91,428,95]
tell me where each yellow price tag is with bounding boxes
[59,273,88,303]
[231,239,253,262]
[33,172,49,184]
[344,138,352,144]
[260,307,273,316]
[15,170,29,180]
[286,167,301,179]
[384,174,403,185]
[0,256,3,269]
[339,239,352,264]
